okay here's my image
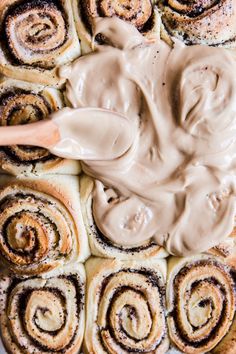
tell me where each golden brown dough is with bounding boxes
[212,314,236,354]
[166,255,236,353]
[0,0,81,86]
[72,0,160,53]
[158,0,236,47]
[80,175,168,260]
[84,257,169,353]
[208,218,236,267]
[0,174,90,275]
[0,263,85,354]
[0,78,80,176]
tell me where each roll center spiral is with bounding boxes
[26,290,65,333]
[4,0,68,67]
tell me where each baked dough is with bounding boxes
[158,0,236,47]
[84,257,169,353]
[0,174,90,275]
[0,77,80,176]
[0,263,85,354]
[0,0,81,86]
[207,218,236,268]
[166,254,236,353]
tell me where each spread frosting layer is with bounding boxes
[56,17,236,256]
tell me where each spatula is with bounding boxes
[0,107,134,160]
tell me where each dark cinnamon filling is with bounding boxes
[61,274,85,316]
[94,223,159,253]
[163,0,221,17]
[0,192,53,211]
[1,146,57,164]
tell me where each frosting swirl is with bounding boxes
[59,18,236,256]
[80,175,167,259]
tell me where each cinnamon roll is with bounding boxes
[0,0,81,86]
[80,175,168,260]
[84,257,169,353]
[166,255,236,353]
[158,0,236,46]
[72,0,160,53]
[0,263,85,354]
[0,174,90,275]
[0,78,80,176]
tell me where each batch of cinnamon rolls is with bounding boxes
[0,0,235,353]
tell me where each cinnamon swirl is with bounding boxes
[158,0,236,46]
[80,175,168,260]
[166,255,236,353]
[0,263,85,354]
[0,0,81,86]
[0,175,90,275]
[0,78,80,176]
[72,0,160,53]
[84,257,169,353]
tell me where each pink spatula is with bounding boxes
[0,107,134,160]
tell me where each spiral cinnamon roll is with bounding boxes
[0,0,81,86]
[80,175,168,260]
[0,78,80,176]
[0,175,90,275]
[0,264,85,354]
[84,257,169,353]
[166,255,236,353]
[72,0,160,53]
[158,0,236,46]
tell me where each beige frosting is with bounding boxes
[53,17,236,256]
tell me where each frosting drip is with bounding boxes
[56,17,236,256]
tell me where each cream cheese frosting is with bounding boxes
[53,17,236,256]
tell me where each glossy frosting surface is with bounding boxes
[54,18,236,256]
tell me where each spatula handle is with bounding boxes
[0,120,59,148]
